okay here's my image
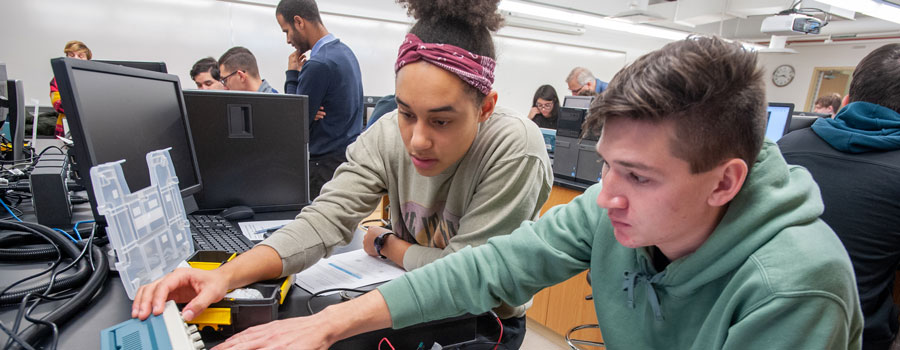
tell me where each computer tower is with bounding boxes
[552,135,579,180]
[575,139,602,184]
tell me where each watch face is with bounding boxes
[773,65,795,87]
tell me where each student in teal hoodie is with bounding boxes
[208,37,864,350]
[779,43,900,350]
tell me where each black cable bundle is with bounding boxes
[0,220,109,350]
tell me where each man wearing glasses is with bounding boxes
[566,66,608,96]
[217,47,278,93]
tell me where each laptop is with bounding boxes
[765,103,794,141]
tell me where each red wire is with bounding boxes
[493,313,503,350]
[379,337,396,350]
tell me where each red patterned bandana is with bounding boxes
[395,33,496,95]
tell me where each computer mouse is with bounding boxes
[219,205,255,221]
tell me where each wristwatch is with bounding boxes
[373,231,395,259]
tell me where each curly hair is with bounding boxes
[396,0,503,101]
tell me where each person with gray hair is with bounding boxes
[566,66,608,95]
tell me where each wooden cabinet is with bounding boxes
[526,185,604,343]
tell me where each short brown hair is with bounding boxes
[814,93,842,113]
[848,43,900,114]
[63,40,92,60]
[585,36,765,173]
[218,47,260,78]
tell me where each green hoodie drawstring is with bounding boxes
[623,270,666,321]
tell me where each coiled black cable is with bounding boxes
[0,221,91,306]
[10,244,108,350]
[0,247,60,260]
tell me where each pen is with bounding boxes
[254,224,286,234]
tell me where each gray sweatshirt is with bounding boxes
[261,106,553,316]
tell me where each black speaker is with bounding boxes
[30,154,72,227]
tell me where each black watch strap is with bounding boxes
[374,231,395,259]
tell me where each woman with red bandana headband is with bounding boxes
[132,0,551,348]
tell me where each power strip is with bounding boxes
[100,301,205,350]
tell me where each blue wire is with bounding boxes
[72,220,94,242]
[52,228,78,243]
[0,198,23,222]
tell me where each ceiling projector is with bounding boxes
[761,14,823,35]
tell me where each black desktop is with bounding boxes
[94,60,168,73]
[0,62,8,126]
[4,80,27,162]
[363,95,381,127]
[50,57,201,225]
[182,90,310,212]
[552,106,603,185]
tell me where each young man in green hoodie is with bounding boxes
[208,36,864,350]
[779,43,900,350]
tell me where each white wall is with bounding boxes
[756,41,889,111]
[0,0,673,119]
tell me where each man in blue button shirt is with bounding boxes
[276,0,364,199]
[566,66,608,95]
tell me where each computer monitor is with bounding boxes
[0,63,8,127]
[4,80,26,162]
[557,107,587,138]
[94,60,168,73]
[563,95,594,109]
[182,90,310,212]
[765,103,794,141]
[363,95,381,127]
[793,111,831,118]
[788,115,818,133]
[50,57,201,225]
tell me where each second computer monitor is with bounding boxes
[183,90,310,212]
[563,95,594,109]
[94,60,168,73]
[765,102,794,141]
[5,80,26,162]
[0,63,8,125]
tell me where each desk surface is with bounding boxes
[0,208,480,349]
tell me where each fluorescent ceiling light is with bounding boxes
[815,0,900,24]
[499,0,689,41]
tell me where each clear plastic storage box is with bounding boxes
[90,148,193,299]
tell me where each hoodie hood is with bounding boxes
[648,140,824,296]
[811,101,900,153]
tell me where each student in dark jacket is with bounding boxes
[276,0,364,199]
[779,43,900,350]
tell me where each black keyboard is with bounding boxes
[188,214,254,253]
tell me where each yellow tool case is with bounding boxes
[184,250,294,336]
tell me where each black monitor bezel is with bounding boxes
[93,60,168,73]
[50,57,202,225]
[6,80,26,162]
[0,62,8,124]
[766,102,795,140]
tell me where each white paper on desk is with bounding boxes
[295,249,406,295]
[237,219,293,241]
